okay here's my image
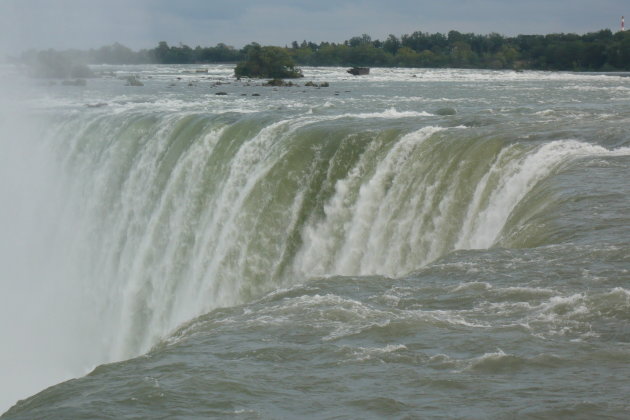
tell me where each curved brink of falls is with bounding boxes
[36,109,629,365]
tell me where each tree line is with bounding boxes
[15,28,630,77]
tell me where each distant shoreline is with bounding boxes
[10,28,630,75]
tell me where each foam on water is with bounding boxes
[456,140,630,249]
[2,64,630,416]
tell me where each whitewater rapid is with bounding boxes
[2,65,630,416]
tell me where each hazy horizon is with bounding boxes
[0,0,627,55]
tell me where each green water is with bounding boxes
[1,65,630,418]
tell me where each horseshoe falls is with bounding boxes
[1,66,630,419]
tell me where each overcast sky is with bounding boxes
[0,0,627,54]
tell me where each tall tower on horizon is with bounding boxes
[622,16,625,31]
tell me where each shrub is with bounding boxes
[235,45,303,78]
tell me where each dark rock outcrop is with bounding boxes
[264,79,297,87]
[347,67,370,76]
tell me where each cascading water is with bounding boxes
[11,108,626,363]
[2,66,630,418]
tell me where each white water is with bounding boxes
[2,66,630,414]
[0,94,102,410]
[456,141,630,249]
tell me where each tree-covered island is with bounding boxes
[234,44,303,78]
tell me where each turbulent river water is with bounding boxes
[1,65,629,419]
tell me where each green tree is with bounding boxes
[394,47,420,67]
[348,34,372,47]
[234,45,303,78]
[450,41,475,67]
[607,31,630,70]
[383,34,401,55]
